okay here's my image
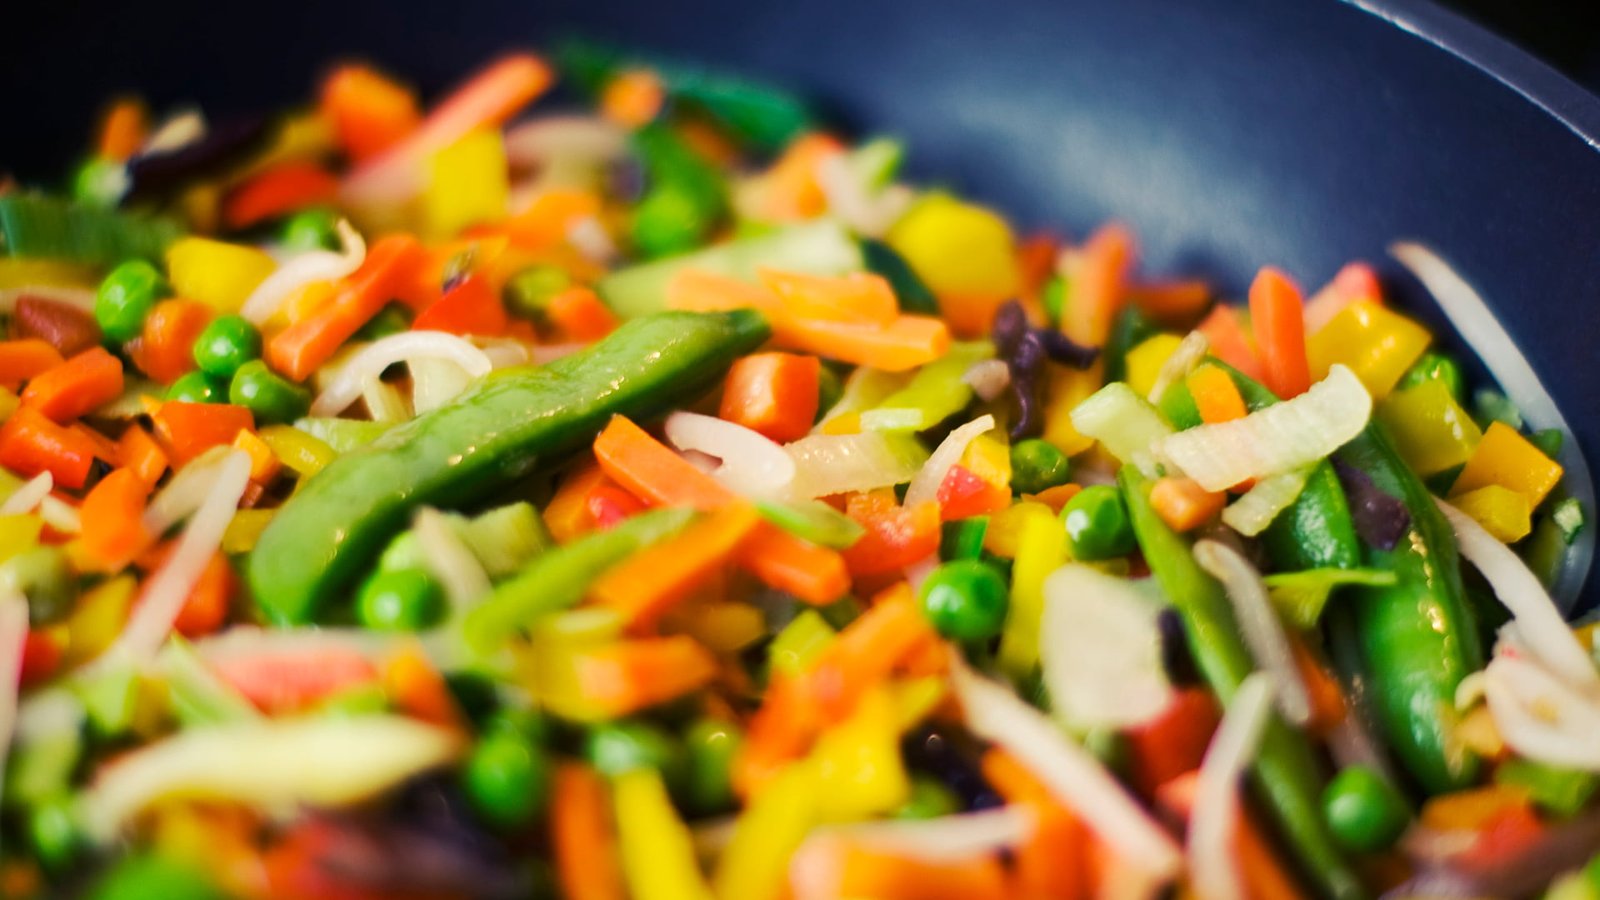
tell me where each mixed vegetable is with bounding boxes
[0,43,1595,900]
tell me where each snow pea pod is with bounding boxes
[247,310,770,626]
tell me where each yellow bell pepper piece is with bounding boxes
[1124,333,1185,399]
[0,515,42,564]
[614,768,715,900]
[983,501,1054,559]
[680,602,766,654]
[1449,484,1532,543]
[519,609,626,722]
[768,609,835,677]
[886,194,1020,336]
[1042,362,1101,457]
[259,425,336,477]
[712,763,817,900]
[0,385,19,421]
[961,432,1012,488]
[424,129,510,239]
[64,575,136,665]
[221,509,275,555]
[890,676,948,730]
[0,259,98,290]
[165,237,277,312]
[998,505,1068,680]
[810,686,911,822]
[1451,421,1564,508]
[1306,301,1430,400]
[1375,380,1482,476]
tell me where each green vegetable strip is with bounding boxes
[0,194,183,266]
[1121,467,1366,900]
[247,310,770,625]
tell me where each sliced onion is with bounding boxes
[1484,654,1600,770]
[143,109,206,154]
[904,415,995,509]
[786,432,926,499]
[665,412,796,501]
[503,115,628,169]
[1040,564,1174,730]
[94,451,250,670]
[1189,673,1275,900]
[1158,365,1371,492]
[38,496,80,534]
[1194,540,1312,727]
[410,356,475,415]
[239,219,366,325]
[1221,467,1311,537]
[0,591,29,809]
[961,358,1011,402]
[566,216,617,265]
[1146,330,1210,404]
[143,447,231,536]
[949,653,1182,879]
[826,807,1034,861]
[1438,498,1600,692]
[415,507,493,612]
[0,285,97,314]
[0,472,52,515]
[1070,384,1172,474]
[477,338,532,369]
[310,331,492,417]
[82,715,461,842]
[815,151,914,238]
[362,378,412,423]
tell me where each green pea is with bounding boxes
[1009,439,1072,495]
[192,314,261,379]
[356,569,443,632]
[917,560,1009,641]
[685,718,743,814]
[1398,351,1464,401]
[29,793,82,869]
[585,721,687,785]
[463,727,551,828]
[166,371,223,403]
[1322,765,1410,853]
[281,208,342,252]
[91,855,226,900]
[95,259,166,343]
[229,360,310,425]
[895,777,962,820]
[1061,485,1135,560]
[631,183,711,259]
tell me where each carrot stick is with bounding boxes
[1061,222,1136,347]
[592,504,762,629]
[150,401,254,467]
[777,314,950,372]
[1197,304,1265,383]
[546,286,619,342]
[20,347,123,422]
[1186,363,1249,424]
[720,352,821,444]
[0,340,65,390]
[382,643,466,730]
[1291,637,1347,737]
[752,133,844,222]
[736,526,851,605]
[573,636,718,716]
[983,749,1092,900]
[1157,771,1309,900]
[80,469,153,570]
[552,764,627,900]
[266,234,425,381]
[130,299,211,385]
[223,161,339,229]
[97,98,148,162]
[0,406,100,488]
[544,460,610,541]
[790,835,1009,900]
[1131,278,1212,326]
[172,550,237,638]
[1150,476,1226,532]
[758,269,897,325]
[1249,266,1311,399]
[320,64,421,163]
[116,424,169,487]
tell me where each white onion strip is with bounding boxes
[1194,540,1313,727]
[904,415,995,509]
[1190,673,1276,900]
[503,115,628,169]
[39,496,80,535]
[1041,564,1174,729]
[1221,468,1311,538]
[1438,498,1600,691]
[0,591,29,809]
[665,412,796,501]
[143,447,231,537]
[414,508,493,612]
[93,451,250,670]
[1484,654,1600,770]
[826,807,1035,861]
[961,359,1011,402]
[1147,330,1210,404]
[786,432,924,499]
[310,332,492,417]
[0,472,52,515]
[949,653,1182,879]
[239,220,366,325]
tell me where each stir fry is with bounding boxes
[0,43,1594,900]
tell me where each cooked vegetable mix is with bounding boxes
[0,45,1594,900]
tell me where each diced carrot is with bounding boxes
[0,406,100,488]
[1292,637,1347,737]
[96,97,148,162]
[232,428,282,484]
[1304,262,1382,335]
[0,340,65,391]
[546,286,619,342]
[319,64,422,163]
[1461,804,1546,873]
[20,628,65,687]
[222,161,340,229]
[267,234,426,381]
[1130,279,1212,327]
[1060,222,1136,347]
[593,415,738,511]
[116,424,169,487]
[20,346,123,422]
[499,189,604,250]
[753,133,844,222]
[412,273,508,336]
[573,636,718,717]
[1025,482,1083,513]
[936,464,1011,521]
[172,551,236,638]
[719,352,820,443]
[735,526,851,605]
[79,469,153,570]
[758,269,897,325]
[841,490,942,576]
[983,749,1092,900]
[1157,771,1308,900]
[552,764,627,900]
[592,504,762,629]
[544,460,610,541]
[790,835,1008,900]
[586,484,646,530]
[382,642,465,729]
[1187,363,1249,424]
[132,299,211,385]
[1198,304,1265,382]
[1420,784,1531,833]
[778,313,950,373]
[150,401,255,467]
[12,296,102,357]
[1017,232,1063,304]
[1249,267,1311,399]
[669,268,783,316]
[600,68,666,127]
[1149,476,1226,532]
[1123,688,1221,797]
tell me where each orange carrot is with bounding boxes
[592,504,762,629]
[79,469,153,570]
[1016,232,1062,303]
[600,68,666,127]
[754,133,844,222]
[96,97,148,162]
[267,234,425,381]
[719,352,820,443]
[735,526,851,605]
[1292,637,1347,737]
[790,834,1009,900]
[573,636,718,716]
[758,269,898,325]
[780,314,950,372]
[1131,278,1212,326]
[498,188,604,250]
[1123,688,1222,797]
[1197,304,1265,382]
[232,428,282,485]
[593,415,738,510]
[841,490,942,576]
[132,299,211,385]
[20,347,123,422]
[382,643,466,729]
[412,272,508,336]
[1024,482,1083,513]
[172,551,237,638]
[222,161,339,229]
[1187,363,1249,424]
[1249,267,1311,399]
[544,460,610,541]
[0,406,99,488]
[1060,222,1136,347]
[1157,771,1309,900]
[1150,476,1226,532]
[983,749,1092,900]
[150,402,254,467]
[552,764,627,900]
[0,340,65,390]
[116,424,169,487]
[319,64,421,163]
[546,286,619,341]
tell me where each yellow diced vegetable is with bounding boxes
[232,429,281,483]
[890,676,948,731]
[1306,301,1430,400]
[64,575,136,665]
[998,505,1068,680]
[165,237,277,311]
[1042,362,1101,457]
[886,194,1020,334]
[818,411,861,435]
[983,501,1055,559]
[1375,380,1482,476]
[680,602,766,654]
[0,515,42,564]
[424,129,510,239]
[221,509,275,555]
[768,609,835,676]
[1449,484,1532,543]
[519,609,625,722]
[259,425,336,477]
[809,687,910,822]
[0,385,19,421]
[1451,421,1564,508]
[614,768,715,900]
[1124,333,1185,399]
[0,259,99,290]
[961,432,1012,488]
[712,763,817,900]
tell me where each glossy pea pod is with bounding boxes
[1121,467,1366,900]
[247,310,771,625]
